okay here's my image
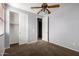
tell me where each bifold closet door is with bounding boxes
[42,15,49,42]
[19,13,28,45]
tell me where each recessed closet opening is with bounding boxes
[9,11,19,47]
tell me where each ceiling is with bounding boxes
[8,3,60,14]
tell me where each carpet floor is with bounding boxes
[4,40,79,56]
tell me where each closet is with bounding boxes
[9,11,19,45]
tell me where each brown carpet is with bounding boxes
[4,40,79,56]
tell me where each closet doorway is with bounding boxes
[37,18,42,40]
[9,11,19,47]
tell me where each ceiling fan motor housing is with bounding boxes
[42,3,48,9]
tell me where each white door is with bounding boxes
[42,15,49,42]
[19,13,28,45]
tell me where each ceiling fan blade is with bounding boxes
[46,9,51,14]
[47,4,60,8]
[31,7,42,9]
[48,9,51,14]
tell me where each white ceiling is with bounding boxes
[8,3,60,14]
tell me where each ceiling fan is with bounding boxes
[31,3,60,14]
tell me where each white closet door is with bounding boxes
[19,13,28,45]
[42,15,49,42]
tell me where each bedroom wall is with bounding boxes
[49,3,79,52]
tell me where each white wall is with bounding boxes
[49,3,79,52]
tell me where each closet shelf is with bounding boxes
[10,23,19,25]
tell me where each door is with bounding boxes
[42,15,49,42]
[19,13,28,45]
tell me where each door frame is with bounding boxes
[48,16,49,42]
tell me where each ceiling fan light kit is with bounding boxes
[31,3,60,14]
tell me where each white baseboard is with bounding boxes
[27,40,37,44]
